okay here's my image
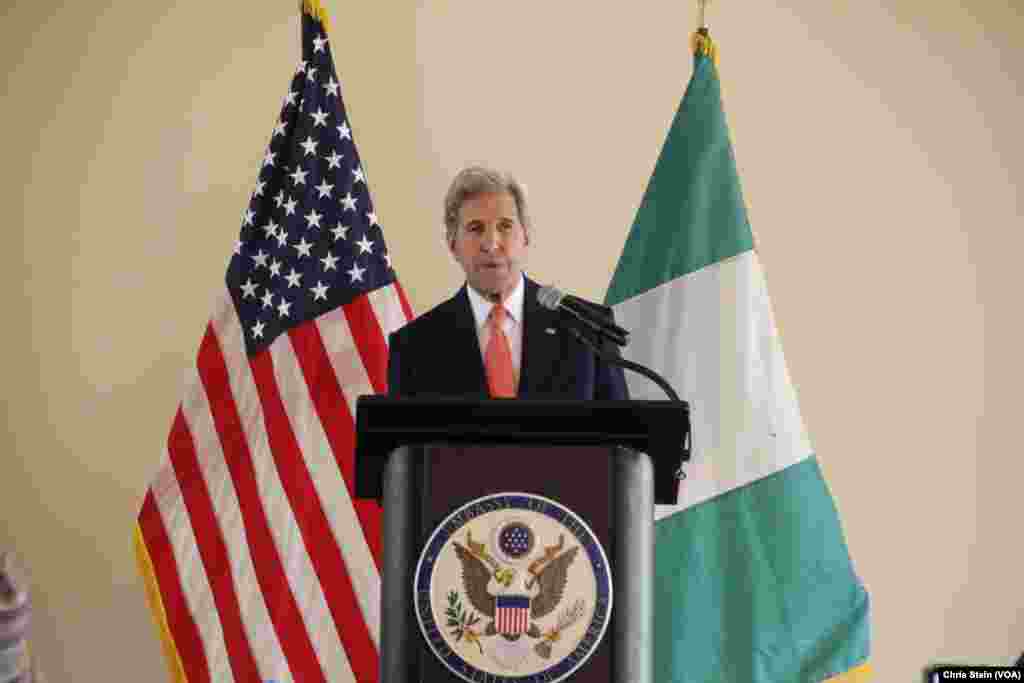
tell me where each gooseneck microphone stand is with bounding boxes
[564,324,690,472]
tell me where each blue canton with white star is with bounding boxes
[226,13,395,355]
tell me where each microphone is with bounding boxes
[537,285,630,347]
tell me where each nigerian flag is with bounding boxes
[605,32,872,682]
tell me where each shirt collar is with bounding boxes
[466,273,525,329]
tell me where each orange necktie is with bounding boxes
[485,305,516,397]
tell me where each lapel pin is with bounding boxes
[545,327,557,335]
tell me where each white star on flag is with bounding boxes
[331,223,349,241]
[310,280,329,301]
[294,237,313,258]
[356,235,374,255]
[321,251,339,271]
[311,107,329,126]
[347,263,366,283]
[315,180,334,198]
[300,136,319,156]
[305,209,323,229]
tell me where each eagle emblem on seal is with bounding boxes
[451,527,585,660]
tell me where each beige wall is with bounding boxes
[1,0,1020,680]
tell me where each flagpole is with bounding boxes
[697,0,709,30]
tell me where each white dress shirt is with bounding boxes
[465,274,525,378]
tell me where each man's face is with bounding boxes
[450,191,529,302]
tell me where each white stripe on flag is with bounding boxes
[179,374,293,683]
[150,455,235,683]
[368,283,409,342]
[315,306,376,420]
[613,251,812,519]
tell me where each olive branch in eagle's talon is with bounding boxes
[445,590,483,655]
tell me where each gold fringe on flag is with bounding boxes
[135,525,189,683]
[691,27,719,66]
[301,0,332,35]
[823,661,874,682]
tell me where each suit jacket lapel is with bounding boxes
[449,285,490,396]
[519,278,562,396]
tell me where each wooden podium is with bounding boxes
[355,396,689,683]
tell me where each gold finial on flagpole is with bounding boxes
[697,0,710,30]
[691,0,719,64]
[302,0,331,34]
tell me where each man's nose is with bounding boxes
[480,228,501,252]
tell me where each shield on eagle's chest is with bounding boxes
[494,594,531,635]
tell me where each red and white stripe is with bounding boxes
[496,605,530,635]
[138,281,413,682]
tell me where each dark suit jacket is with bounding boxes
[387,277,629,400]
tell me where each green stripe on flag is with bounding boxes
[606,55,753,307]
[654,457,870,682]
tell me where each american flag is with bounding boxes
[495,595,531,635]
[135,3,412,682]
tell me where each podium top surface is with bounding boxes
[354,396,690,504]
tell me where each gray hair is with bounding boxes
[442,165,531,244]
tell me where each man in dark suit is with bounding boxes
[387,165,628,400]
